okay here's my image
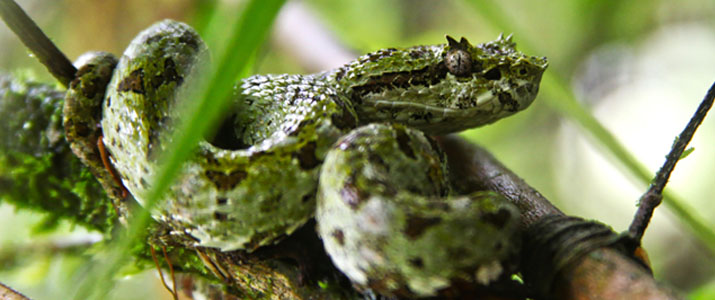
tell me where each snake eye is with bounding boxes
[445,49,472,77]
[445,35,474,77]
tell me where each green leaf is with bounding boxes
[680,147,694,160]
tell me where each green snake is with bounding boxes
[63,20,547,296]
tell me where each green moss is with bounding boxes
[0,73,116,232]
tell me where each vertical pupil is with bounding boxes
[447,50,471,76]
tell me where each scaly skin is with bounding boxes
[317,123,522,297]
[63,52,126,203]
[64,19,547,297]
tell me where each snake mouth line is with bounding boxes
[364,92,498,117]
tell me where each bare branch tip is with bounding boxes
[628,81,715,242]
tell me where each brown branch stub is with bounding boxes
[0,0,77,86]
[0,281,31,300]
[628,81,715,242]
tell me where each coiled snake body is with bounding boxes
[64,20,547,296]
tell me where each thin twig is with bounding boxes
[150,246,177,300]
[0,0,76,86]
[628,81,715,242]
[161,246,179,300]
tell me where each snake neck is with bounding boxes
[226,73,351,149]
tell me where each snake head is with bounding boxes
[341,34,548,135]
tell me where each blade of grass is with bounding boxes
[189,0,219,35]
[71,1,286,299]
[461,0,715,254]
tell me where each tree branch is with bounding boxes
[0,74,115,232]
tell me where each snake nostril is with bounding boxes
[484,68,501,80]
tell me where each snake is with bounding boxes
[63,20,547,297]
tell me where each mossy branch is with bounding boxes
[0,74,113,232]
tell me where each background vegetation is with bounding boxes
[1,0,714,299]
